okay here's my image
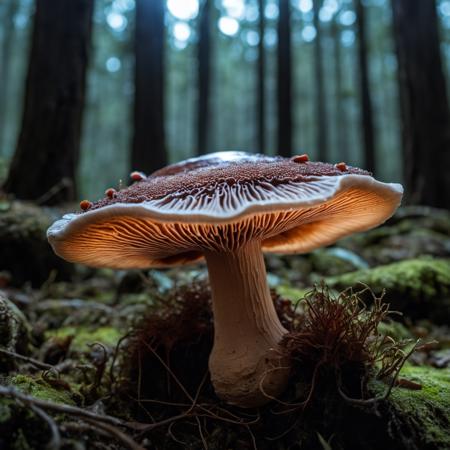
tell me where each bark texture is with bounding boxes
[4,0,93,204]
[356,0,376,173]
[132,0,167,173]
[0,0,19,155]
[331,13,349,162]
[197,0,211,156]
[277,0,292,157]
[257,0,266,154]
[391,0,450,208]
[313,0,328,161]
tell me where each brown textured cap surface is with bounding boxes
[88,152,369,212]
[47,152,403,268]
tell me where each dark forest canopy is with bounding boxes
[0,0,450,208]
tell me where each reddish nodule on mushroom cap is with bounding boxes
[335,162,347,172]
[130,171,146,182]
[105,188,117,199]
[79,200,92,211]
[291,154,309,163]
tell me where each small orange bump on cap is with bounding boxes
[291,154,309,164]
[105,188,117,199]
[335,162,347,172]
[130,171,146,182]
[80,200,92,211]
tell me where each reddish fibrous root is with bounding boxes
[105,188,117,199]
[80,200,92,211]
[291,154,309,164]
[335,162,347,171]
[130,171,146,182]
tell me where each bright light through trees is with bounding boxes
[341,29,355,46]
[111,0,135,13]
[106,56,121,72]
[440,0,450,16]
[297,0,313,13]
[223,0,245,19]
[173,22,191,41]
[246,30,260,46]
[265,2,279,19]
[340,10,356,26]
[167,0,199,20]
[302,24,317,42]
[106,11,128,31]
[319,0,339,22]
[218,16,240,36]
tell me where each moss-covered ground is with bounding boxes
[0,202,449,449]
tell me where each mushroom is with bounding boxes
[47,151,403,407]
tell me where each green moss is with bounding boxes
[1,374,83,447]
[0,293,32,357]
[309,247,368,277]
[9,374,76,405]
[45,325,122,352]
[120,292,155,306]
[389,366,450,448]
[0,399,13,423]
[326,258,450,321]
[0,201,73,286]
[0,395,49,449]
[377,320,413,341]
[394,365,449,403]
[276,285,309,303]
[327,257,450,298]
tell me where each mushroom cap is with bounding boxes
[47,151,403,268]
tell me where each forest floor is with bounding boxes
[0,201,449,450]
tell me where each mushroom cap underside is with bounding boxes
[47,174,403,269]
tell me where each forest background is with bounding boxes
[0,0,449,209]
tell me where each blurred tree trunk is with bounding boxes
[391,0,450,208]
[313,0,327,161]
[277,0,292,157]
[4,0,93,204]
[355,0,376,173]
[257,0,266,154]
[132,0,167,173]
[331,11,348,162]
[197,0,211,155]
[0,0,19,155]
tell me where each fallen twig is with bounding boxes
[0,384,148,449]
[84,418,145,450]
[0,347,54,370]
[29,403,61,450]
[0,385,134,429]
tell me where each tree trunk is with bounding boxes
[197,0,211,156]
[355,0,376,173]
[0,0,19,156]
[257,0,266,154]
[277,0,292,157]
[331,12,348,162]
[4,0,93,204]
[132,0,167,173]
[313,0,328,161]
[391,0,450,208]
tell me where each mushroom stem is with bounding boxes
[204,240,290,407]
